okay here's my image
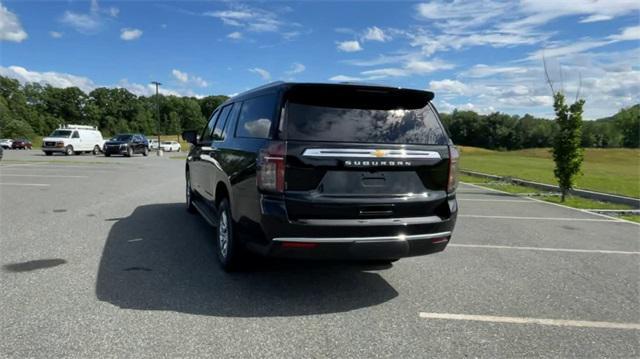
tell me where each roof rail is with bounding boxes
[59,124,98,130]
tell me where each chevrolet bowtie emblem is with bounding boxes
[374,149,386,157]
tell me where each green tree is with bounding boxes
[551,92,585,201]
[3,119,35,138]
[616,105,640,148]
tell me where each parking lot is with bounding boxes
[1,149,638,358]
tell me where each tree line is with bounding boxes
[0,76,228,140]
[440,105,639,149]
[1,75,638,149]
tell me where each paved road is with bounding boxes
[1,150,639,358]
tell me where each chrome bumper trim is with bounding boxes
[293,216,443,226]
[302,148,441,159]
[273,231,452,244]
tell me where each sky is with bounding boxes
[0,0,639,119]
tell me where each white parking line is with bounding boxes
[459,214,617,222]
[457,199,532,203]
[449,243,640,255]
[1,164,111,170]
[0,174,88,178]
[418,312,640,330]
[0,182,50,187]
[460,182,638,225]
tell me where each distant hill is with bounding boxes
[595,104,639,122]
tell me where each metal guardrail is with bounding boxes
[461,170,640,209]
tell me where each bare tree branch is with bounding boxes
[542,54,555,95]
[575,72,582,102]
[559,62,565,94]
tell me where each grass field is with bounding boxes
[459,147,640,198]
[460,174,638,222]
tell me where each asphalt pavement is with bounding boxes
[1,149,638,358]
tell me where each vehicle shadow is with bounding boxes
[95,203,398,317]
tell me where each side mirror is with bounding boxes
[182,130,198,145]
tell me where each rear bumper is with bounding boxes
[42,147,65,153]
[104,147,127,155]
[251,196,457,260]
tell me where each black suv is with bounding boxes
[104,134,149,157]
[182,82,459,271]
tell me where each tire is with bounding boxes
[216,198,244,272]
[92,145,100,155]
[142,147,149,157]
[185,174,196,214]
[65,146,74,156]
[125,147,133,157]
[44,151,52,156]
[105,153,111,157]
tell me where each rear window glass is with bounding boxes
[235,94,276,139]
[286,102,447,145]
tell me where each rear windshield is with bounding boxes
[285,102,447,145]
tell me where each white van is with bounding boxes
[42,125,105,156]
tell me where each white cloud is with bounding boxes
[427,47,640,119]
[172,69,189,83]
[329,75,364,82]
[410,31,546,57]
[59,0,120,34]
[429,79,469,95]
[0,64,208,98]
[108,7,120,17]
[337,40,363,52]
[416,1,510,30]
[117,79,205,98]
[517,0,640,25]
[286,63,306,75]
[527,25,640,60]
[227,31,242,40]
[0,3,28,42]
[360,59,454,79]
[171,69,208,87]
[60,11,101,33]
[0,65,96,93]
[249,67,271,80]
[608,25,640,41]
[120,28,142,41]
[462,64,528,78]
[579,14,613,23]
[409,0,639,58]
[204,4,297,37]
[363,26,390,42]
[49,31,63,39]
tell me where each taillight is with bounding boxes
[257,141,286,193]
[447,146,459,193]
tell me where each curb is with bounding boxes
[461,170,640,209]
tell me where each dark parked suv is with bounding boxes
[182,82,459,271]
[104,134,149,157]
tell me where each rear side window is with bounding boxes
[235,94,277,139]
[201,110,220,142]
[212,104,234,141]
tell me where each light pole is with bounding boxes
[150,81,162,156]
